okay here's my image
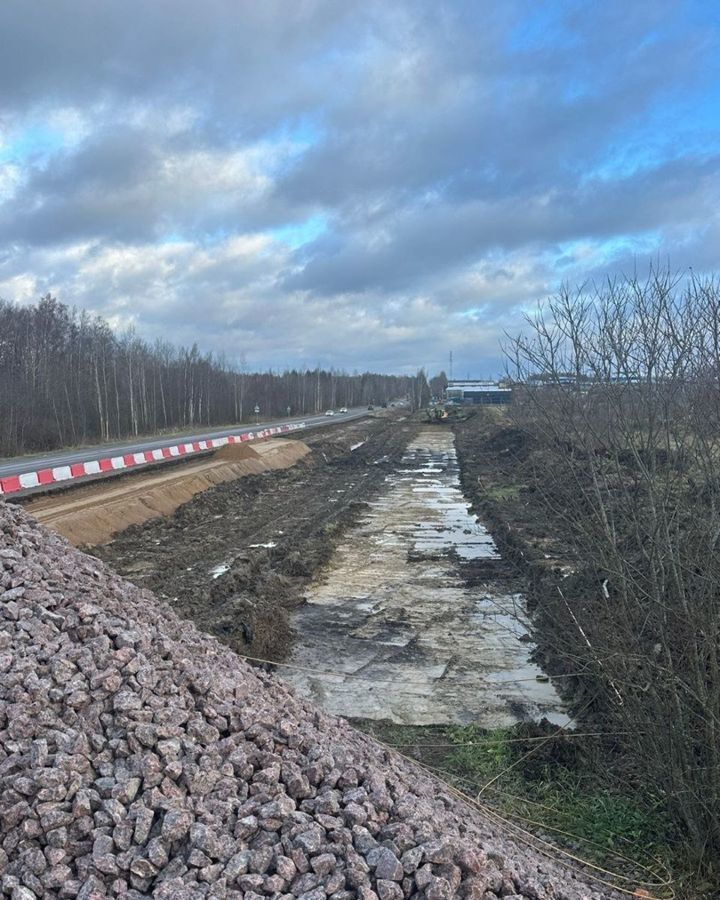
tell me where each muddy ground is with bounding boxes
[451,410,641,718]
[94,415,419,661]
[451,410,588,701]
[284,427,565,728]
[452,409,577,577]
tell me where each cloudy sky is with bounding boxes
[1,1,719,376]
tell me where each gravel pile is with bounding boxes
[0,501,619,899]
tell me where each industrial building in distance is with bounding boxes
[445,380,513,405]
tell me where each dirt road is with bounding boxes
[285,428,566,726]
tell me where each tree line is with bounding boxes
[0,295,428,456]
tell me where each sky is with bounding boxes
[0,1,719,377]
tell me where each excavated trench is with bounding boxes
[286,428,566,726]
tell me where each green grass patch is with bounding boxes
[484,483,523,502]
[353,718,686,897]
[445,725,669,859]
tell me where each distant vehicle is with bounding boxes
[324,409,335,416]
[367,404,374,410]
[339,407,348,413]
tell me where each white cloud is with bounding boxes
[0,0,717,376]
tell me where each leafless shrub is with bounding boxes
[505,268,720,859]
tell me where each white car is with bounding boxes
[324,409,335,416]
[339,407,348,413]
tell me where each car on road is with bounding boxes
[339,407,347,413]
[367,404,374,410]
[324,409,335,416]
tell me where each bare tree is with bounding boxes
[0,296,414,455]
[505,268,720,859]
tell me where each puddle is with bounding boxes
[286,429,567,727]
[209,542,277,579]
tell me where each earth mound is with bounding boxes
[214,440,310,468]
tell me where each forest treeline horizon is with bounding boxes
[0,295,431,456]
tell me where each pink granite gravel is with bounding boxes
[0,501,622,899]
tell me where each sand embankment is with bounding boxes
[23,439,310,545]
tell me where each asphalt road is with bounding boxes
[0,407,373,478]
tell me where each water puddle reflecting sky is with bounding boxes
[286,429,567,727]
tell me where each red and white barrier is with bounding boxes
[0,422,306,496]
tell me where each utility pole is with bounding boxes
[449,350,453,381]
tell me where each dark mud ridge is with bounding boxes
[0,501,621,898]
[451,416,585,703]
